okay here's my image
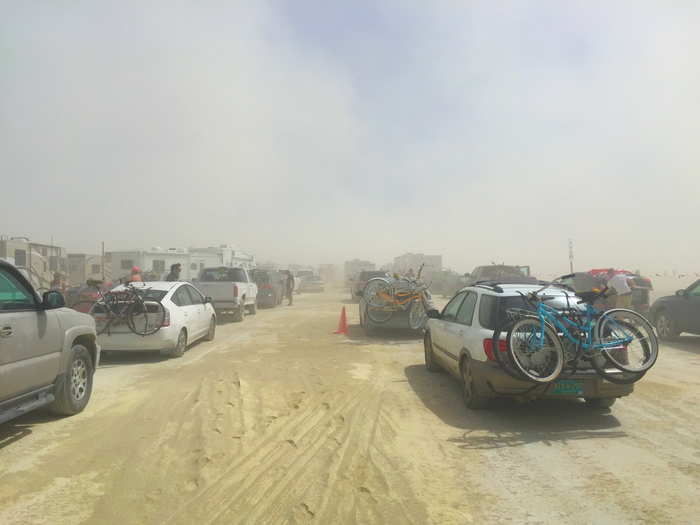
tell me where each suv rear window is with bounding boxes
[200,268,247,282]
[478,295,535,330]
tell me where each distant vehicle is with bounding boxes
[587,269,653,315]
[649,279,700,340]
[465,265,535,286]
[423,281,634,410]
[0,260,100,424]
[299,275,325,293]
[96,281,216,357]
[350,270,389,302]
[253,269,284,307]
[194,267,258,322]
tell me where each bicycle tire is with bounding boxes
[89,301,116,335]
[366,303,394,324]
[70,300,97,314]
[589,354,647,384]
[408,298,427,330]
[506,318,564,383]
[492,323,530,381]
[363,278,392,308]
[596,309,658,373]
[127,299,166,336]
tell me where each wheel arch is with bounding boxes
[72,334,98,369]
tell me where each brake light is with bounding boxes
[483,339,507,361]
[162,307,170,327]
[233,284,239,298]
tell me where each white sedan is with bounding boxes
[97,281,216,357]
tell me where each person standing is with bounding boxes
[285,270,295,306]
[606,269,633,309]
[165,263,182,282]
[129,266,143,283]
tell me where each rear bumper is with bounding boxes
[472,360,634,399]
[97,325,179,352]
[257,292,276,306]
[212,299,243,313]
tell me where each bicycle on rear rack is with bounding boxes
[492,274,658,384]
[70,283,166,337]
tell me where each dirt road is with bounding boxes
[1,291,699,524]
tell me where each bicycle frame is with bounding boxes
[529,300,632,352]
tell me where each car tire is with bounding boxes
[460,358,490,410]
[655,310,680,340]
[168,329,187,358]
[248,302,257,315]
[584,397,616,409]
[204,317,216,341]
[49,344,94,416]
[424,333,441,373]
[232,305,245,322]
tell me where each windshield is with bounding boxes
[200,268,247,282]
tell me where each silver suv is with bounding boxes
[424,282,634,410]
[0,261,100,424]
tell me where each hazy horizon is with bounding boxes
[2,2,699,275]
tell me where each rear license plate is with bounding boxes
[552,379,584,396]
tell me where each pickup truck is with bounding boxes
[0,260,100,424]
[194,267,258,322]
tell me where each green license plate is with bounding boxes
[552,379,584,395]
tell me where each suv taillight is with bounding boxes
[483,338,507,361]
[233,284,239,298]
[162,307,171,327]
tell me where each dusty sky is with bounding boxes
[2,1,699,275]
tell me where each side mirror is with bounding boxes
[42,290,65,309]
[426,309,441,319]
[204,296,213,304]
[676,289,687,297]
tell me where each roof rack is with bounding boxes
[473,281,505,293]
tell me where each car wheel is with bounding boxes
[169,329,187,358]
[248,302,257,315]
[655,311,680,340]
[232,305,245,322]
[424,333,441,373]
[584,397,616,409]
[204,317,216,341]
[49,344,94,416]
[460,358,490,410]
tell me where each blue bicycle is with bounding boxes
[501,277,658,383]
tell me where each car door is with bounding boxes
[185,285,208,339]
[431,292,466,368]
[171,285,198,337]
[678,281,700,333]
[0,266,62,401]
[438,292,479,374]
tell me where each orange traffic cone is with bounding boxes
[334,306,348,335]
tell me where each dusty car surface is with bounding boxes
[0,260,100,424]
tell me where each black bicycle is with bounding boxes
[71,283,166,336]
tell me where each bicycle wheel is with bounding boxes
[366,303,394,324]
[506,318,564,383]
[596,309,658,373]
[127,299,166,336]
[589,354,647,384]
[70,300,97,314]
[491,322,530,381]
[363,278,392,308]
[90,301,115,335]
[408,298,427,330]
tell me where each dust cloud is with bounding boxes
[1,2,699,275]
